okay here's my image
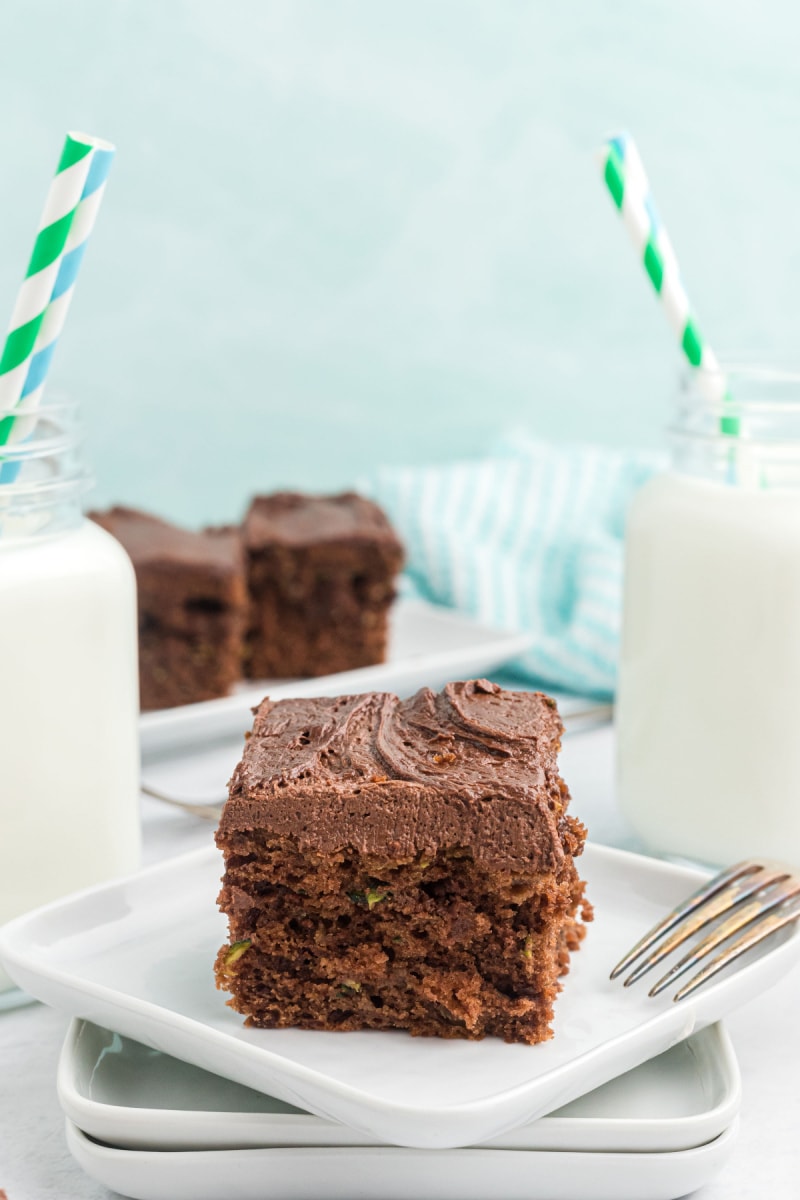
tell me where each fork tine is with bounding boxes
[673,893,800,1002]
[140,783,222,822]
[610,861,759,980]
[622,867,791,986]
[647,877,800,996]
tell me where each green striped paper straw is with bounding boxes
[11,142,115,447]
[598,132,737,437]
[0,132,110,446]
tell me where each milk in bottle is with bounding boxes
[616,368,800,866]
[0,400,140,990]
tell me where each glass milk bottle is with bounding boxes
[0,399,140,990]
[616,366,800,867]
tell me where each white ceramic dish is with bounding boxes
[2,842,794,1148]
[59,1017,740,1153]
[65,1118,738,1200]
[139,598,533,758]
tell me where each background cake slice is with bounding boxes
[215,679,590,1044]
[91,507,247,710]
[242,491,404,679]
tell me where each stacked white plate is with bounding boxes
[7,842,800,1199]
[60,1017,739,1200]
[3,602,799,1197]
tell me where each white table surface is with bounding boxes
[1,723,798,1198]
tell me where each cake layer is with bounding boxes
[91,507,247,709]
[216,834,588,1042]
[91,508,246,635]
[242,491,403,679]
[242,581,392,679]
[138,627,242,711]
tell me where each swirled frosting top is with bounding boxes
[220,680,581,870]
[243,491,404,552]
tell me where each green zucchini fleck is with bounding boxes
[224,939,252,968]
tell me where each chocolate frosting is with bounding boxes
[220,681,578,871]
[90,506,242,577]
[243,491,404,552]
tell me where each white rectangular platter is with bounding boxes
[139,599,534,759]
[2,841,796,1148]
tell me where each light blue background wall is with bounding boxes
[0,1,797,526]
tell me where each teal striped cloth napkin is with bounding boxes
[363,432,662,699]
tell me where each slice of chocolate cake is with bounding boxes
[90,507,247,711]
[242,491,404,679]
[215,679,590,1044]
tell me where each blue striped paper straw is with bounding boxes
[19,145,115,411]
[0,140,114,484]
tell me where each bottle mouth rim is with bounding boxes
[677,364,800,438]
[1,395,82,448]
[1,396,81,424]
[691,362,800,383]
[0,396,90,536]
[0,429,81,461]
[668,426,800,450]
[681,364,800,410]
[0,395,89,516]
[0,469,91,499]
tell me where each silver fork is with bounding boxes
[140,783,223,822]
[612,859,800,1002]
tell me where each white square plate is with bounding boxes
[1,841,796,1148]
[59,1017,739,1153]
[65,1119,738,1200]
